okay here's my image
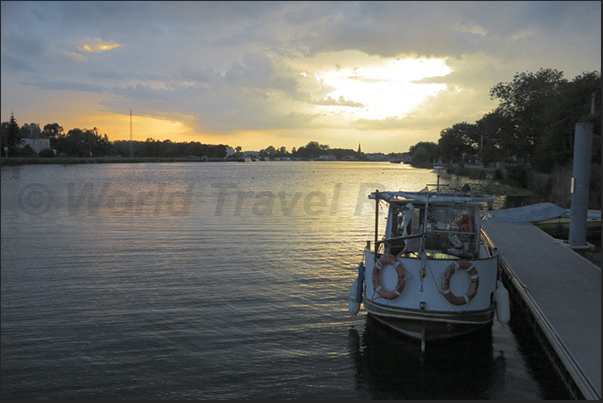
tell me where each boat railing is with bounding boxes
[375,232,422,246]
[377,233,423,245]
[480,228,500,257]
[481,227,495,249]
[429,228,476,236]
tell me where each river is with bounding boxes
[1,161,570,399]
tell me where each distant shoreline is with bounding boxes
[0,157,232,166]
[1,157,376,166]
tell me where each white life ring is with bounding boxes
[441,260,479,305]
[372,255,406,300]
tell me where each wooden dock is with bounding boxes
[482,220,601,400]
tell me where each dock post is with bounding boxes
[568,122,593,248]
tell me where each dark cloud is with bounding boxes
[1,1,600,143]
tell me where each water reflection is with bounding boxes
[506,303,574,400]
[348,315,507,399]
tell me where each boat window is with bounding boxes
[424,205,478,258]
[393,203,419,237]
[386,203,422,255]
[387,203,479,258]
[426,205,476,234]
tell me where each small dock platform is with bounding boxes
[482,220,601,400]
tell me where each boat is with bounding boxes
[483,202,601,239]
[348,184,510,351]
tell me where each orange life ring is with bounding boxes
[441,260,479,305]
[372,255,406,300]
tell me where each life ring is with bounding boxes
[441,260,479,305]
[372,255,406,300]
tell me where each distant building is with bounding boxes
[226,147,235,157]
[318,154,336,161]
[21,131,50,154]
[366,153,387,161]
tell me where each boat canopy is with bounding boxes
[482,202,601,223]
[370,191,495,204]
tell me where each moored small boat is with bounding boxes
[482,202,601,239]
[348,186,510,350]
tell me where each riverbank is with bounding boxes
[445,164,601,210]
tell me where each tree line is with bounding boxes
[0,115,374,161]
[257,141,372,160]
[408,68,601,173]
[0,115,228,159]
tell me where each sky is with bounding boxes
[1,1,600,153]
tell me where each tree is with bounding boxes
[43,123,64,138]
[54,127,112,157]
[294,141,329,159]
[489,68,567,167]
[489,68,600,172]
[475,110,515,165]
[1,112,22,156]
[437,122,478,164]
[42,123,64,150]
[144,137,163,157]
[547,71,601,168]
[409,141,438,167]
[19,122,42,138]
[260,145,276,158]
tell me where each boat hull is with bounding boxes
[364,298,494,341]
[534,217,601,239]
[362,250,499,341]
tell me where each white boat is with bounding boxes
[482,202,601,239]
[348,186,510,350]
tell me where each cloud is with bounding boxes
[21,80,106,94]
[453,23,488,36]
[1,1,600,152]
[79,39,121,53]
[311,96,364,108]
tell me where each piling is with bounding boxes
[569,122,593,248]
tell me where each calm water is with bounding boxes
[1,161,570,399]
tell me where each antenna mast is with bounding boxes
[129,110,133,158]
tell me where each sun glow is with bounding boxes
[316,56,451,120]
[66,112,197,143]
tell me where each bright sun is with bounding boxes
[311,54,451,120]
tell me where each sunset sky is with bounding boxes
[1,1,600,153]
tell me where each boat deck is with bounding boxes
[482,220,601,400]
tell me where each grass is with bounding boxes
[467,182,534,197]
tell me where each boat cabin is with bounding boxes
[372,192,490,260]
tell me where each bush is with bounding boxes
[13,145,37,157]
[527,173,552,199]
[504,165,530,188]
[39,148,55,158]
